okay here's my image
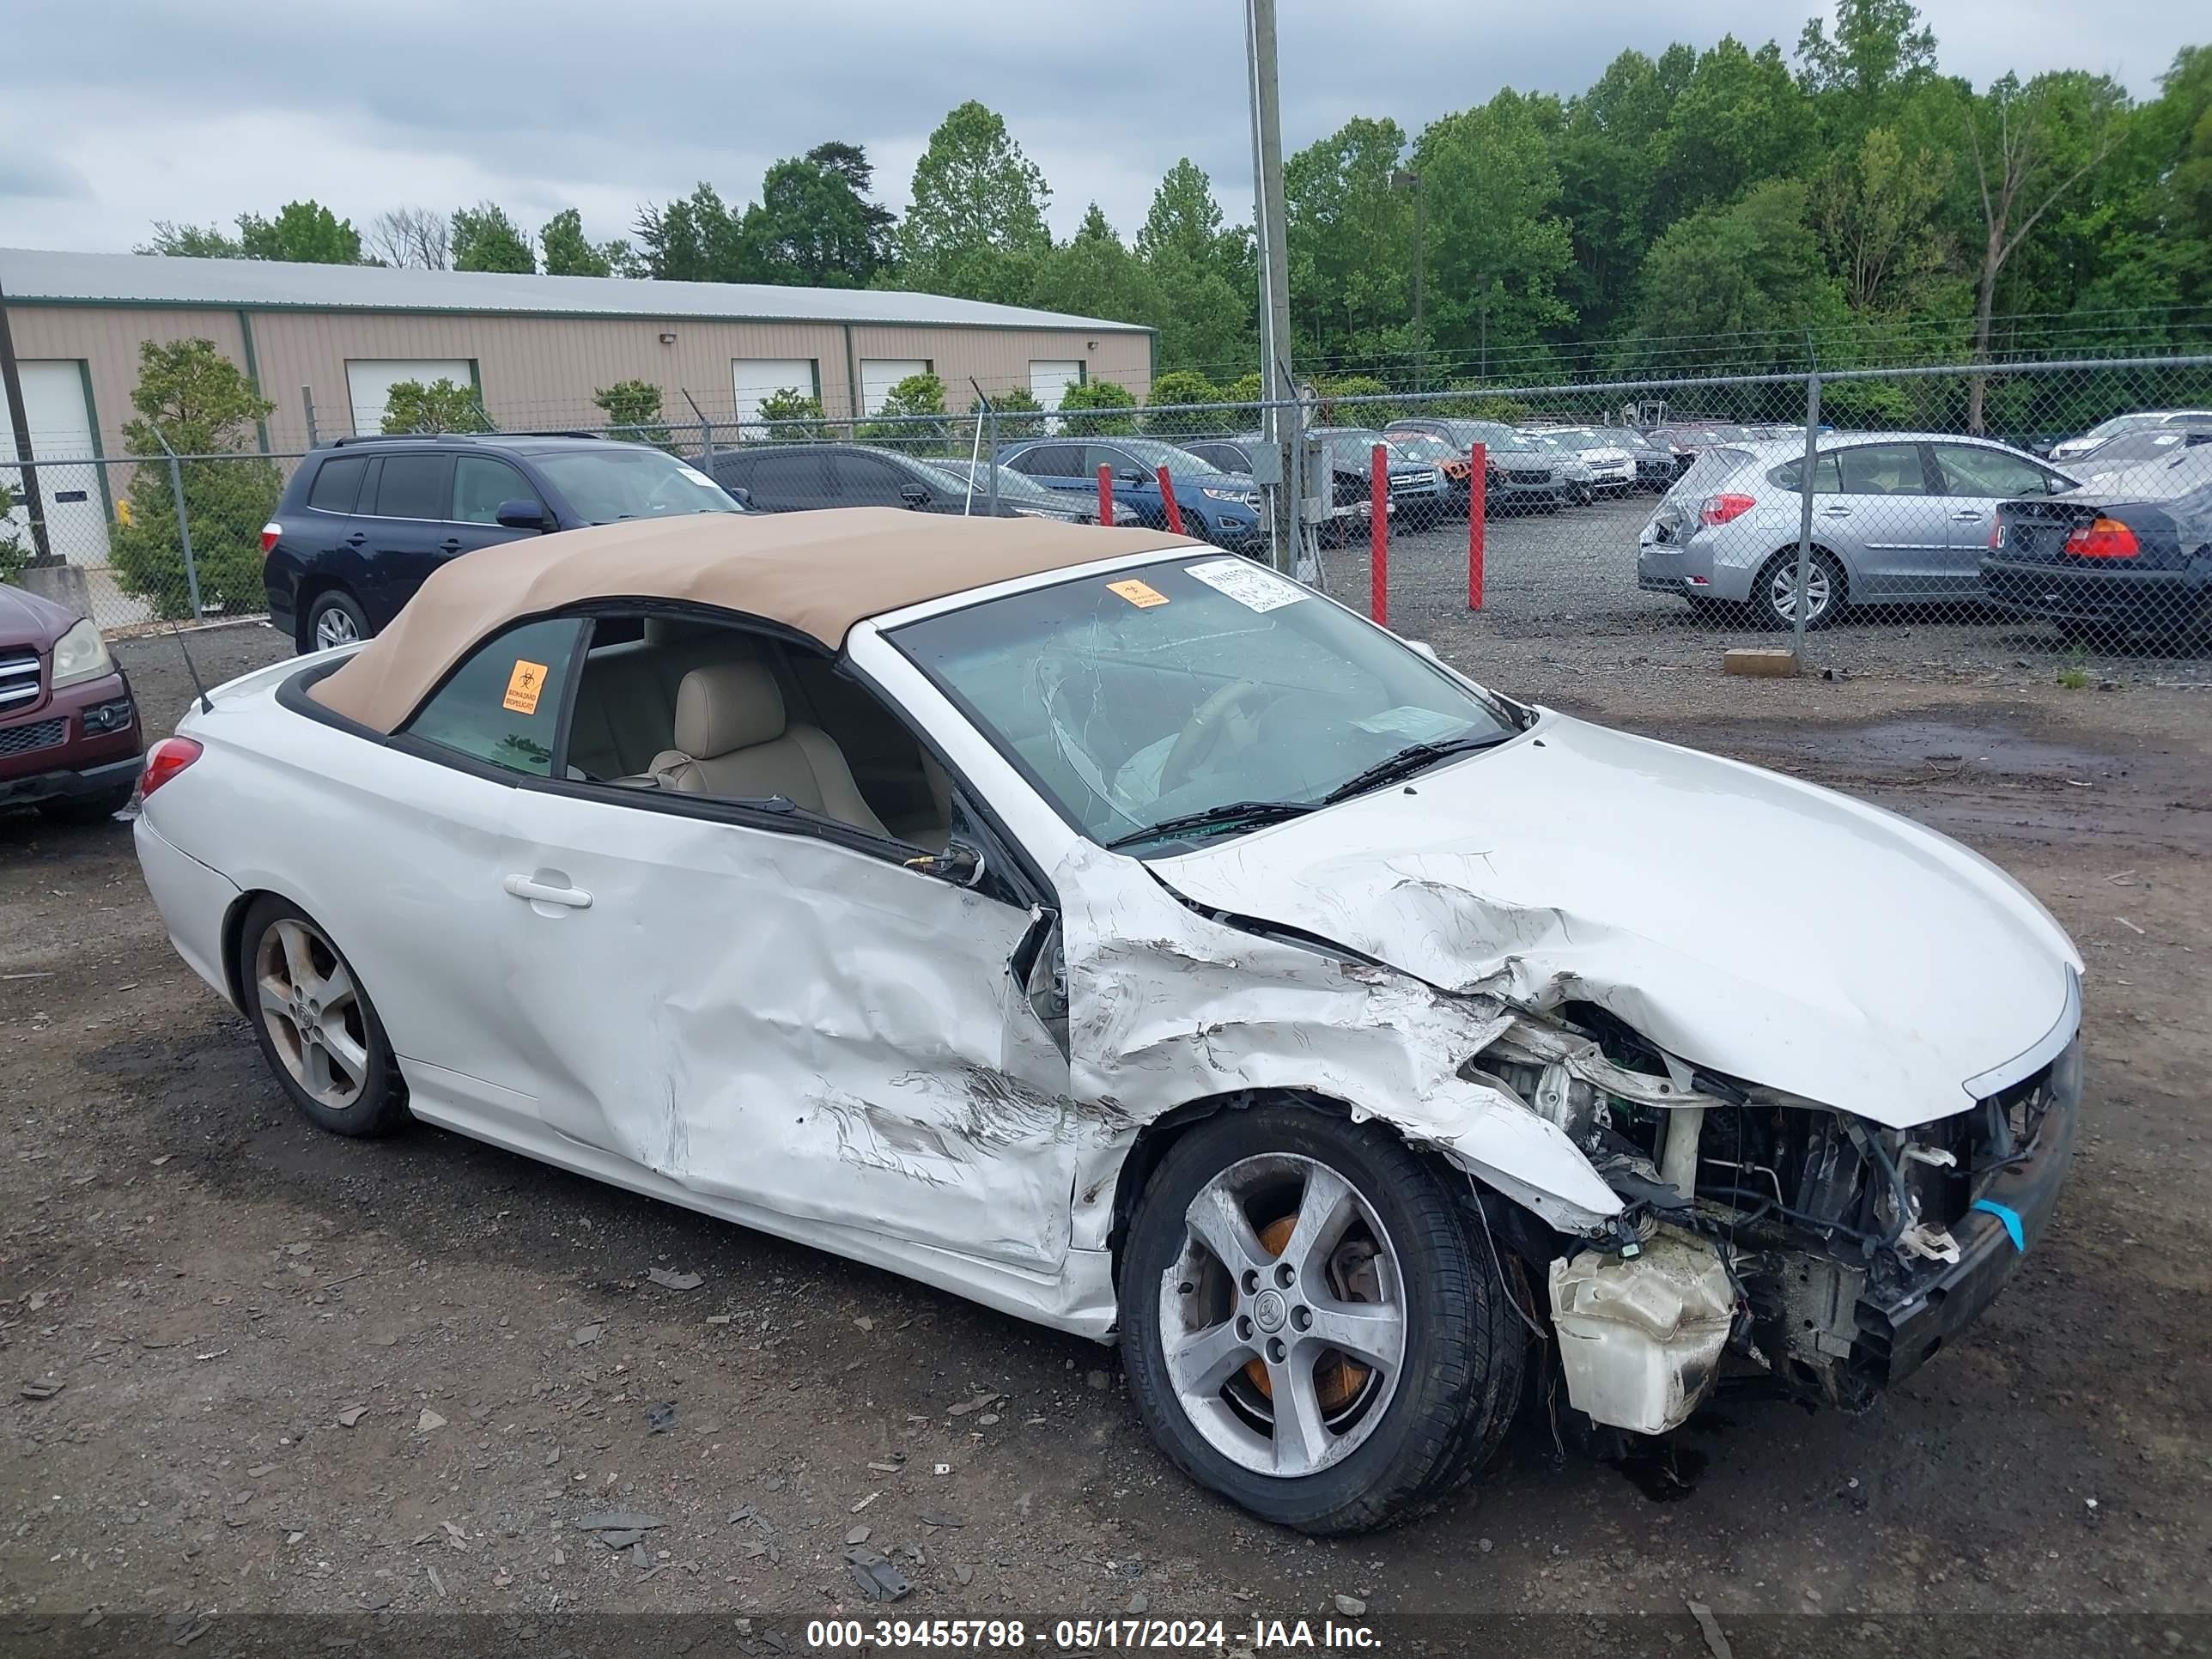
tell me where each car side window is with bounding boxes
[401,617,586,778]
[836,453,910,502]
[372,454,453,520]
[1767,454,1844,493]
[307,455,369,514]
[453,455,541,525]
[1090,447,1140,478]
[1932,445,2057,500]
[1016,445,1078,479]
[745,452,835,507]
[1833,444,1928,496]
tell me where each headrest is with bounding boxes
[673,660,786,757]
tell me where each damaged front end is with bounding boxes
[1473,1002,2081,1431]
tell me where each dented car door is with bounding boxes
[490,788,1081,1272]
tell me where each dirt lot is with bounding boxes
[3,617,2210,1651]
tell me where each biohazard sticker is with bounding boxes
[502,659,550,714]
[1108,578,1170,608]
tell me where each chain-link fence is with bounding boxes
[8,354,2207,687]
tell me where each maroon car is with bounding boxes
[0,581,141,821]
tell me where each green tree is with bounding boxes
[1415,92,1577,367]
[977,382,1045,443]
[896,101,1052,304]
[1028,204,1157,325]
[754,386,831,439]
[1285,118,1413,368]
[858,372,949,447]
[1625,179,1847,368]
[136,222,244,258]
[380,379,494,434]
[1316,374,1394,426]
[236,200,365,264]
[1057,379,1138,437]
[108,340,279,619]
[805,142,899,269]
[1552,51,1681,337]
[1963,70,2125,424]
[1653,38,1813,222]
[1143,369,1229,437]
[634,184,755,282]
[0,479,25,586]
[1812,124,1954,313]
[452,202,537,273]
[1137,159,1255,373]
[745,153,888,287]
[539,209,634,277]
[592,380,674,449]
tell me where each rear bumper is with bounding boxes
[133,816,242,1001]
[1981,556,2205,627]
[1857,1037,2081,1388]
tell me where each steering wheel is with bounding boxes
[1158,679,1269,797]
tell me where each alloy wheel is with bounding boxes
[1767,559,1833,625]
[314,607,361,649]
[1158,1153,1407,1478]
[255,917,370,1110]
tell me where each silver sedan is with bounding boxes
[1636,432,2081,628]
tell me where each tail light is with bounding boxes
[1989,515,2003,550]
[2064,516,2139,559]
[260,521,283,556]
[141,736,203,799]
[1699,493,1755,526]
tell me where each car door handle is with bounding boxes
[343,532,367,546]
[1816,506,1852,517]
[438,536,465,551]
[1950,508,1984,521]
[501,874,592,909]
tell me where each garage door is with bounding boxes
[1029,360,1084,410]
[0,361,110,568]
[347,359,475,436]
[732,359,818,434]
[860,358,930,417]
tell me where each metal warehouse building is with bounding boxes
[0,246,1156,572]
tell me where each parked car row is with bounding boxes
[1636,424,2212,641]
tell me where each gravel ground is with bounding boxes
[3,614,2210,1652]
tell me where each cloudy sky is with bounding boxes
[2,0,2197,258]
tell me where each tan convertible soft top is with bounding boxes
[310,507,1194,733]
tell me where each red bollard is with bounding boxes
[1155,465,1184,534]
[1370,443,1389,628]
[1468,441,1486,611]
[1097,463,1114,527]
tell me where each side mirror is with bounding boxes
[495,499,550,532]
[899,484,932,508]
[729,485,752,508]
[1117,469,1147,486]
[903,839,985,889]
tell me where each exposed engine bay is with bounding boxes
[1471,1001,2081,1435]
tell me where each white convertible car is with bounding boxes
[135,509,2081,1533]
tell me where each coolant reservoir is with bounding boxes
[1548,1225,1734,1436]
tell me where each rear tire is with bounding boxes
[234,896,410,1138]
[1120,1103,1522,1534]
[1753,548,1845,631]
[301,589,369,655]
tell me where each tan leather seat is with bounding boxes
[568,618,742,781]
[651,661,891,839]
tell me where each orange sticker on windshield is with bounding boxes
[1108,579,1170,608]
[502,659,549,714]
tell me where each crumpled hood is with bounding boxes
[1154,713,2081,1127]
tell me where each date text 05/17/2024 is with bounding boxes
[800,1617,1383,1650]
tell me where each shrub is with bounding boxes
[380,378,494,434]
[857,372,951,452]
[1316,374,1394,427]
[0,480,26,586]
[1058,379,1139,437]
[592,379,675,450]
[752,386,831,440]
[1145,369,1232,438]
[107,339,280,621]
[978,383,1046,445]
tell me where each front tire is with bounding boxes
[234,896,409,1137]
[1120,1103,1522,1534]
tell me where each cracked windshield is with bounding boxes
[891,554,1522,851]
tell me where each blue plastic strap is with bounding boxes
[1972,1198,2026,1253]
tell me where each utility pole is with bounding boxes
[1243,0,1304,579]
[1393,168,1424,395]
[0,273,53,563]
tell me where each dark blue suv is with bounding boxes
[262,434,744,652]
[994,437,1261,550]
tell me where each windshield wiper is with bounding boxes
[1322,735,1508,804]
[1105,799,1317,851]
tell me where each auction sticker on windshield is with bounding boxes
[1187,557,1307,612]
[1107,578,1170,608]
